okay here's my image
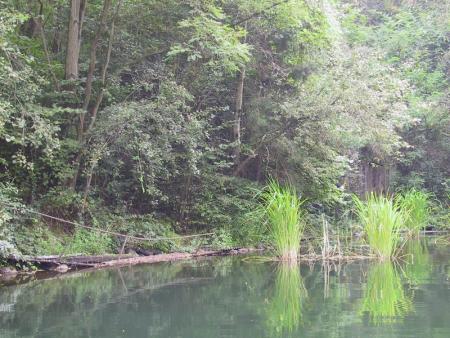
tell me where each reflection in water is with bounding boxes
[0,247,449,338]
[403,240,431,285]
[267,263,307,335]
[361,261,413,324]
[0,264,183,338]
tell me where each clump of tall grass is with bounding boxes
[354,193,403,259]
[396,189,430,236]
[258,180,305,261]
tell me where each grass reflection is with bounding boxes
[361,261,413,324]
[267,262,307,335]
[403,240,431,285]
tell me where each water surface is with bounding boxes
[1,242,449,337]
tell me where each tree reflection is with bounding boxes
[0,263,183,338]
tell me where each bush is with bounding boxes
[12,223,65,256]
[210,228,235,249]
[0,183,23,240]
[110,214,178,253]
[38,187,83,223]
[427,197,449,230]
[65,229,114,255]
[188,175,262,245]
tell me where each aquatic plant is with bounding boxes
[259,180,305,261]
[354,193,403,259]
[361,262,413,324]
[396,189,430,236]
[267,263,307,335]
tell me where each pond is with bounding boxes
[0,241,449,338]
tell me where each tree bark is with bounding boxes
[65,0,85,80]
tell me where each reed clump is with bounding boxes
[259,180,305,261]
[354,193,403,260]
[396,188,430,236]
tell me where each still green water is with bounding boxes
[0,242,449,338]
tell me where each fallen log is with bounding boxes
[8,253,138,270]
[5,248,260,273]
[97,248,260,268]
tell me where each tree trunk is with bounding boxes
[65,0,85,80]
[233,67,245,168]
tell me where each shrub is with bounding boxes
[0,183,24,240]
[65,229,114,255]
[188,175,262,245]
[15,225,65,255]
[210,228,235,249]
[110,215,178,253]
[38,187,82,224]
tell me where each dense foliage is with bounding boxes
[0,0,448,256]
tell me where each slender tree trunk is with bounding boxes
[233,67,245,168]
[70,0,113,189]
[178,174,192,231]
[40,25,60,91]
[81,161,96,214]
[51,5,64,54]
[79,0,111,140]
[78,1,121,203]
[233,21,247,172]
